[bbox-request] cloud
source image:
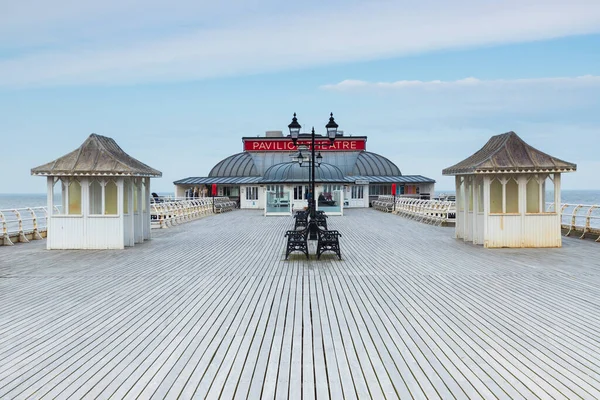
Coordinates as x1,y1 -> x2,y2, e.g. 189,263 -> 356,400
2,0 -> 600,86
321,75 -> 600,91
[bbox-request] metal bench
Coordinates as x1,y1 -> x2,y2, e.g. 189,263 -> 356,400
294,211 -> 309,230
214,198 -> 236,213
316,227 -> 342,260
284,228 -> 309,259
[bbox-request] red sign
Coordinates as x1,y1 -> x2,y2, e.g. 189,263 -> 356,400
243,138 -> 366,152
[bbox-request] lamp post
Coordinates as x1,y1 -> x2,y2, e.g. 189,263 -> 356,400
288,113 -> 339,239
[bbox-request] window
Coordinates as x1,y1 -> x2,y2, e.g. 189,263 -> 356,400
544,175 -> 555,212
246,186 -> 258,200
322,184 -> 342,193
123,179 -> 130,214
89,179 -> 103,215
52,177 -> 81,215
526,177 -> 540,213
351,186 -> 364,199
506,178 -> 519,213
266,185 -> 285,197
467,178 -> 473,212
221,186 -> 239,197
68,179 -> 82,215
141,179 -> 147,213
489,177 -> 519,214
525,174 -> 555,213
105,181 -> 118,215
477,178 -> 484,213
458,177 -> 465,212
88,178 -> 119,215
294,185 -> 302,200
490,179 -> 503,213
133,179 -> 139,213
369,184 -> 391,196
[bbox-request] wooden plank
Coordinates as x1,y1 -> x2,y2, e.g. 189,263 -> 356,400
1,209 -> 600,399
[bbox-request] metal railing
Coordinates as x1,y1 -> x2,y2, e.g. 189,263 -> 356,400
373,195 -> 456,226
549,203 -> 600,241
0,206 -> 55,246
150,197 -> 235,229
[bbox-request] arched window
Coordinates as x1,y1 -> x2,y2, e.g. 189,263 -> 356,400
505,178 -> 519,213
489,176 -> 520,214
105,180 -> 118,215
490,179 -> 503,213
544,175 -> 556,212
89,179 -> 103,215
123,179 -> 130,215
68,179 -> 82,215
526,176 -> 540,213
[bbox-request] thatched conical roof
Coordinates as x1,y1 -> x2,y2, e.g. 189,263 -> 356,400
31,134 -> 162,177
442,131 -> 576,175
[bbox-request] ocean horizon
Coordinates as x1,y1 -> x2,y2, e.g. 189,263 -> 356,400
1,190 -> 600,210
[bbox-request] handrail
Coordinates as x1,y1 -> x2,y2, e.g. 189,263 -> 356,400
552,202 -> 600,241
373,195 -> 456,226
373,197 -> 599,242
0,206 -> 49,246
150,197 -> 236,229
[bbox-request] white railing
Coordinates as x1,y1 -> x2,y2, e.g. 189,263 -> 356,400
549,203 -> 600,242
150,197 -> 236,229
0,206 -> 56,246
373,195 -> 456,226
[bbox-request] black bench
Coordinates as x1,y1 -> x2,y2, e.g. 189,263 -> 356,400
284,228 -> 309,259
294,211 -> 309,230
314,214 -> 328,230
316,227 -> 342,260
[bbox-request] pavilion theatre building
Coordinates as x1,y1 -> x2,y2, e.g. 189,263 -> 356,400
174,131 -> 435,211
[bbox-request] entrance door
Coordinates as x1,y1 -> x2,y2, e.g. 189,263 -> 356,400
292,185 -> 309,211
241,186 -> 260,209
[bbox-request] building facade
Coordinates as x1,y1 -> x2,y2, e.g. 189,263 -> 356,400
174,131 -> 435,211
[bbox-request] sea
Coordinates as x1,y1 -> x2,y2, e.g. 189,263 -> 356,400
0,193 -> 175,210
1,191 -> 600,210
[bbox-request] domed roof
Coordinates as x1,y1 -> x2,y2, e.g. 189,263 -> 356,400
209,152 -> 259,177
352,151 -> 401,176
261,162 -> 345,183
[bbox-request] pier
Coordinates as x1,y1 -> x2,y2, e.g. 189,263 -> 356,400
2,209 -> 600,398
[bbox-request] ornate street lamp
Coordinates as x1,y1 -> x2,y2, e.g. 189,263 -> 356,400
288,112 -> 340,239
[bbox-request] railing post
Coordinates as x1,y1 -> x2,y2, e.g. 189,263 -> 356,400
13,209 -> 30,243
0,210 -> 14,246
566,205 -> 582,237
28,207 -> 43,240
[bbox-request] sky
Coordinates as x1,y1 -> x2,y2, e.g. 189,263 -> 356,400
1,0 -> 599,193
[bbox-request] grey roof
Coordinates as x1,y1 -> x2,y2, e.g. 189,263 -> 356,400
261,162 -> 346,183
346,175 -> 436,184
173,176 -> 262,185
209,152 -> 259,177
31,134 -> 162,177
443,131 -> 577,175
351,152 -> 401,176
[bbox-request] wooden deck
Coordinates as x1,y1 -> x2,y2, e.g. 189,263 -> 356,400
1,209 -> 600,399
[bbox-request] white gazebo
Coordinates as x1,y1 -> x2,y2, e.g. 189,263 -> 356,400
442,131 -> 576,248
32,134 -> 162,249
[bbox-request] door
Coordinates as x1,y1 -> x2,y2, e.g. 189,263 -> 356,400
292,185 -> 308,211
